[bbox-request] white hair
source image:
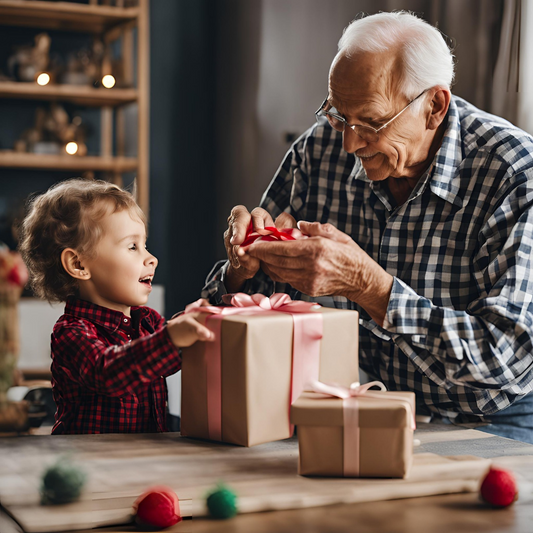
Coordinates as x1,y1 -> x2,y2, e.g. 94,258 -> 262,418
337,12 -> 454,103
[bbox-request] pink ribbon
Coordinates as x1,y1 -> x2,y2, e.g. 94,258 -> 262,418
306,380 -> 416,477
186,293 -> 323,441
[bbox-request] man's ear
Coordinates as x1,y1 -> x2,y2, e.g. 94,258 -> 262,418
61,248 -> 91,281
426,87 -> 451,130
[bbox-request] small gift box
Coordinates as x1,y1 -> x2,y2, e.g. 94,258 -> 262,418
291,382 -> 416,478
180,293 -> 360,447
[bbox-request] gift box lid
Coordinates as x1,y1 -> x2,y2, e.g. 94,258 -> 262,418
291,390 -> 416,429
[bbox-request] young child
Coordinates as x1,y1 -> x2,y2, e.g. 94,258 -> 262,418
19,178 -> 213,434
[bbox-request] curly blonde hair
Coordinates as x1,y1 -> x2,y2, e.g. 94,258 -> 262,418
19,178 -> 146,303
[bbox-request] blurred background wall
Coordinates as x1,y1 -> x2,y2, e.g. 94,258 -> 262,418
1,0 -> 525,316
154,0 -> 523,314
3,0 -> 528,425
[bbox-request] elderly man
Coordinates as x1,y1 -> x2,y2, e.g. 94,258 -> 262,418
203,12 -> 533,443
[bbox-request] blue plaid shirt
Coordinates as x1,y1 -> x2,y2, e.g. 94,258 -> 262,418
203,96 -> 533,422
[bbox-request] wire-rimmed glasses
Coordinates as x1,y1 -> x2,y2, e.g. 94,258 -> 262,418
315,89 -> 428,142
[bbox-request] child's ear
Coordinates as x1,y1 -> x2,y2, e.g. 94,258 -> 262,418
61,248 -> 91,281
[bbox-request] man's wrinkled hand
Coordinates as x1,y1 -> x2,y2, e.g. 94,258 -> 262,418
223,206 -> 297,292
244,221 -> 394,325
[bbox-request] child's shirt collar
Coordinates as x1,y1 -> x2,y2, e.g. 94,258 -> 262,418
64,298 -> 151,333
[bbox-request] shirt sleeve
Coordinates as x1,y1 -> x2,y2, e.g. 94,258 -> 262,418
52,319 -> 181,397
382,174 -> 533,397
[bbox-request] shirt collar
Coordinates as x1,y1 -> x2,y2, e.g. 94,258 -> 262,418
64,298 -> 151,332
350,96 -> 464,208
427,96 -> 464,208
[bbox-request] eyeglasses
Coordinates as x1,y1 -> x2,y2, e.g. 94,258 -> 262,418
315,89 -> 428,143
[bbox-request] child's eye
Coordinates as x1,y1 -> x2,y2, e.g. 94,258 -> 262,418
129,244 -> 137,251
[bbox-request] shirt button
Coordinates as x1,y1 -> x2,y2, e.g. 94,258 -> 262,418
124,318 -> 128,323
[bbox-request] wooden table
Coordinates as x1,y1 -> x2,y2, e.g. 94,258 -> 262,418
1,423 -> 533,533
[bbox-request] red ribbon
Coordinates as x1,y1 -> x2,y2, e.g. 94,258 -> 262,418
240,220 -> 307,247
306,380 -> 416,477
185,293 -> 323,442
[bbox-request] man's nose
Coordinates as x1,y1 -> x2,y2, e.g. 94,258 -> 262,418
342,126 -> 368,154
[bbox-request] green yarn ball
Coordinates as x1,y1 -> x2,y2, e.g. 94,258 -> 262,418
206,484 -> 238,519
40,460 -> 86,505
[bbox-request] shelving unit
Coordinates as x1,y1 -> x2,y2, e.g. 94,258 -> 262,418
0,151 -> 137,172
0,81 -> 138,106
0,0 -> 139,32
0,0 -> 150,214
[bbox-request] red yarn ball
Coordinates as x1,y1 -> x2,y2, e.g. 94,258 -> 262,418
480,467 -> 518,507
133,486 -> 182,530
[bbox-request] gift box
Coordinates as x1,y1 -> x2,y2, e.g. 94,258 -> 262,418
180,294 -> 359,447
291,383 -> 416,478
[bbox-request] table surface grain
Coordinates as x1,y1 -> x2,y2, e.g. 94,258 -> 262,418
1,423 -> 533,533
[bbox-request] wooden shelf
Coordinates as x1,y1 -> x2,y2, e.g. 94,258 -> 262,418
0,0 -> 150,214
0,1 -> 138,33
0,81 -> 137,106
0,151 -> 137,172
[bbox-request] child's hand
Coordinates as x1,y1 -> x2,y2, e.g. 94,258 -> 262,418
170,298 -> 212,320
166,311 -> 214,348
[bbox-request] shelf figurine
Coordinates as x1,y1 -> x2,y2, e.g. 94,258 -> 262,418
7,33 -> 54,83
14,104 -> 87,156
61,39 -> 105,87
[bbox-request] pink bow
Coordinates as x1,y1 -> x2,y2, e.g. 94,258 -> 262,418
186,293 -> 323,442
184,292 -> 321,316
222,292 -> 321,313
308,380 -> 387,399
306,380 -> 416,477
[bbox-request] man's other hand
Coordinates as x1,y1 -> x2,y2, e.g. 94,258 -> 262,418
244,221 -> 394,326
223,205 -> 296,292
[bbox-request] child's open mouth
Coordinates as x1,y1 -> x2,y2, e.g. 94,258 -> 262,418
139,276 -> 153,286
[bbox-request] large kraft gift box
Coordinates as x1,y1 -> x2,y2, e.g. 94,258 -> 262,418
180,306 -> 359,447
291,389 -> 416,478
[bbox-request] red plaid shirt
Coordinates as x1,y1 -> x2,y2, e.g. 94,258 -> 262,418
50,298 -> 181,434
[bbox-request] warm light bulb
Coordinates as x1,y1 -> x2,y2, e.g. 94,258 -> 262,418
102,75 -> 116,89
36,72 -> 50,86
65,142 -> 78,155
